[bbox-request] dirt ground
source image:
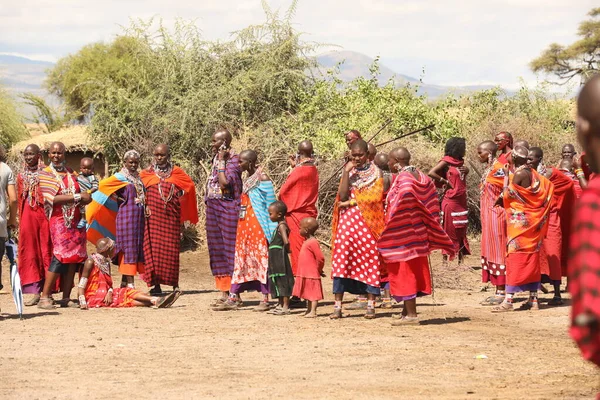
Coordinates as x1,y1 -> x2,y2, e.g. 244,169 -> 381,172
0,242 -> 598,400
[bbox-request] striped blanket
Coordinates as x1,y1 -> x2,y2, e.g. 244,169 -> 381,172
378,170 -> 455,262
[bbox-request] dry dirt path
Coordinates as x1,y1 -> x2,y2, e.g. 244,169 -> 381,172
0,249 -> 598,399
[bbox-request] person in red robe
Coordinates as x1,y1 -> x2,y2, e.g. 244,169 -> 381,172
428,137 -> 470,265
569,75 -> 600,373
15,144 -> 53,306
379,147 -> 455,325
528,147 -> 575,305
477,141 -> 508,306
141,144 -> 198,294
492,146 -> 553,313
77,238 -> 179,309
278,140 -> 319,276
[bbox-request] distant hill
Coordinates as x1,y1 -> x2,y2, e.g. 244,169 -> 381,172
0,54 -> 55,117
315,50 -> 505,98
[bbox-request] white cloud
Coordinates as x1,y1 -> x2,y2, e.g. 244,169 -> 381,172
0,0 -> 597,87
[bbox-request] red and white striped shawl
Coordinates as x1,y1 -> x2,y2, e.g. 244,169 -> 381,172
378,170 -> 455,262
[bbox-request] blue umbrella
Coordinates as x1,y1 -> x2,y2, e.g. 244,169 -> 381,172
5,237 -> 23,319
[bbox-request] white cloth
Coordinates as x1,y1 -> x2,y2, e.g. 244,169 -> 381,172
0,162 -> 16,238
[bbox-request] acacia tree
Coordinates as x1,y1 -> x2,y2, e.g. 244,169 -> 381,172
530,7 -> 600,84
0,87 -> 28,148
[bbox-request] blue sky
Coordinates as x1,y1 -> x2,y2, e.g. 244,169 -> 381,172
0,0 -> 596,89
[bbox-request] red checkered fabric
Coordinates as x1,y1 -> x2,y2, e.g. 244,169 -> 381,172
569,176 -> 600,367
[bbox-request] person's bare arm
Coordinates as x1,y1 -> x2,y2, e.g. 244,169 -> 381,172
216,149 -> 232,189
53,192 -> 91,206
279,224 -> 290,246
428,161 -> 451,188
338,162 -> 353,202
573,156 -> 588,189
6,183 -> 17,228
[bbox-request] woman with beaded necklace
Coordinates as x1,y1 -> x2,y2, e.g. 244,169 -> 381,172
330,139 -> 388,320
16,144 -> 52,306
140,144 -> 198,295
87,150 -> 147,289
38,142 -> 91,309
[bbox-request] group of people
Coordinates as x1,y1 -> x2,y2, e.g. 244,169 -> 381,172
0,77 -> 599,369
0,141 -> 198,310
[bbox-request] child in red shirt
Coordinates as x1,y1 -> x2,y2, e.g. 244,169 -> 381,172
292,217 -> 325,318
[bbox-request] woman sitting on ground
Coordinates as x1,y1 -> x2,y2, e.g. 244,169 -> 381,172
78,237 -> 180,309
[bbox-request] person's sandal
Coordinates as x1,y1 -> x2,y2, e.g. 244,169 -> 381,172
491,302 -> 514,313
210,298 -> 226,307
25,294 -> 41,307
272,308 -> 291,316
518,301 -> 539,311
391,316 -> 419,326
480,296 -> 505,306
548,297 -> 563,306
212,299 -> 239,311
364,308 -> 376,319
329,309 -> 343,319
37,297 -> 55,310
154,291 -> 177,309
163,289 -> 182,308
253,302 -> 271,312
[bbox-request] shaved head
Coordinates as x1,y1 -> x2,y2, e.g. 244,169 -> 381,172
96,237 -> 115,253
350,139 -> 369,153
576,74 -> 600,172
300,217 -> 319,236
514,140 -> 530,150
0,145 -> 6,163
367,143 -> 377,161
24,144 -> 41,154
214,129 -> 233,145
374,153 -> 389,171
80,157 -> 94,167
155,143 -> 170,155
239,149 -> 258,164
298,140 -> 314,157
529,146 -> 543,159
391,147 -> 411,163
478,140 -> 497,154
50,141 -> 66,152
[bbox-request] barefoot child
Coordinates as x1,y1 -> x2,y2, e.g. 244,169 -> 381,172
292,217 -> 325,318
77,237 -> 180,309
267,200 -> 295,315
76,157 -> 99,229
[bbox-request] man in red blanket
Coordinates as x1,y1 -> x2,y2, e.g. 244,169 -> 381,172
279,140 -> 319,276
378,147 -> 455,325
528,147 -> 575,305
569,75 -> 600,371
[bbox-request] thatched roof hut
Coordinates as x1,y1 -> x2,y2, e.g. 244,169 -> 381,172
11,125 -> 108,177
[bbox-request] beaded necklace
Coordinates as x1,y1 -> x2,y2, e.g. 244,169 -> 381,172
400,165 -> 417,173
295,157 -> 315,167
91,253 -> 111,275
49,163 -> 77,228
154,162 -> 173,179
243,166 -> 263,194
21,164 -> 42,207
152,163 -> 176,209
350,163 -> 380,189
120,167 -> 146,205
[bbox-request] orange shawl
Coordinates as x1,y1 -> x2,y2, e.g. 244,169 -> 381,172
503,169 -> 553,254
140,166 -> 199,224
331,177 -> 385,247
